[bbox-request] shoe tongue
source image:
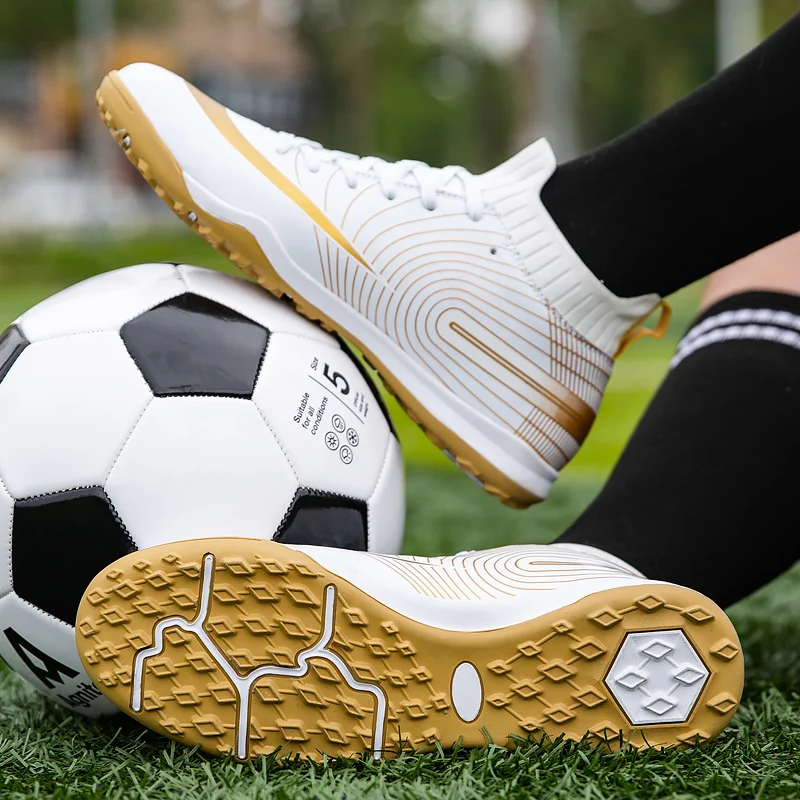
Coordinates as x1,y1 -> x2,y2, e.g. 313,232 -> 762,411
477,138 -> 557,202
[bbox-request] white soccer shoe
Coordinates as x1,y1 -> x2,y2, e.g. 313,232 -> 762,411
77,538 -> 741,760
97,63 -> 670,507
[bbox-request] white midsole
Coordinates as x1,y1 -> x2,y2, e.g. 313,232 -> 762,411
118,66 -> 560,499
290,542 -> 665,632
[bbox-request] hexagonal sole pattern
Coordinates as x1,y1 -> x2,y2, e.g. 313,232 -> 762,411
77,539 -> 743,760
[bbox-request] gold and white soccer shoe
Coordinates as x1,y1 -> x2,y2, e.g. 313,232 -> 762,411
76,539 -> 742,760
97,63 -> 669,507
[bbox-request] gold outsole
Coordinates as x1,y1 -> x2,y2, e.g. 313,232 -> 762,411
77,538 -> 744,761
96,71 -> 541,509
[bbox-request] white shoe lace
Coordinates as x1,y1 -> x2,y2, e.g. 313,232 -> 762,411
273,131 -> 486,221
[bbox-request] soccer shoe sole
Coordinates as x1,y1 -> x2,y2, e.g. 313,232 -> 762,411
76,538 -> 743,760
96,70 -> 553,509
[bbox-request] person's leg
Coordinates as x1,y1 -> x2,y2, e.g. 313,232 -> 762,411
541,13 -> 800,299
557,233 -> 800,608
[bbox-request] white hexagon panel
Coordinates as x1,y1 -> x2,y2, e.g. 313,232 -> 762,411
605,629 -> 710,726
0,333 -> 152,499
105,395 -> 298,550
253,332 -> 393,500
16,263 -> 186,342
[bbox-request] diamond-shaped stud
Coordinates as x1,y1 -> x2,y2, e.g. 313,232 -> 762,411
277,719 -> 309,742
297,683 -> 327,707
161,718 -> 185,736
589,608 -> 622,628
614,669 -> 646,690
284,585 -> 319,607
100,607 -> 129,626
133,599 -> 162,616
213,586 -> 241,604
320,722 -> 348,745
193,715 -> 226,737
706,692 -> 738,715
540,659 -> 575,682
640,639 -> 673,660
673,665 -> 706,685
682,605 -> 715,624
277,617 -> 310,639
254,682 -> 283,703
573,637 -> 606,660
95,642 -> 118,660
517,640 -> 541,657
85,589 -> 107,606
241,616 -> 271,635
339,696 -> 365,717
149,658 -> 176,678
710,639 -> 740,661
207,617 -> 235,636
518,717 -> 541,733
187,652 -> 215,673
345,608 -> 369,626
173,688 -> 200,706
311,661 -> 341,682
113,580 -> 140,600
411,666 -> 433,683
552,620 -> 573,634
642,694 -> 677,716
145,571 -> 172,589
222,558 -> 253,576
544,703 -> 575,724
247,584 -> 277,603
573,686 -> 607,708
511,679 -> 541,699
258,559 -> 288,575
677,728 -> 710,744
169,591 -> 196,609
365,639 -> 390,657
209,684 -> 237,704
228,650 -> 255,670
487,660 -> 511,675
487,693 -> 511,708
635,594 -> 665,612
403,700 -> 428,719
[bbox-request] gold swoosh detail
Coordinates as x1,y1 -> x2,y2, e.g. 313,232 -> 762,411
188,84 -> 370,271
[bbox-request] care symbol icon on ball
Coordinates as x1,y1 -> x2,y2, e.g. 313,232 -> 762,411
346,428 -> 359,447
332,414 -> 346,433
325,431 -> 340,450
340,445 -> 353,464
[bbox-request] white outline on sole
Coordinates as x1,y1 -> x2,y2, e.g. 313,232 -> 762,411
130,553 -> 389,759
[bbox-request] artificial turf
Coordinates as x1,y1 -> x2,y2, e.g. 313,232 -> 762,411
1,238 -> 799,798
2,469 -> 799,799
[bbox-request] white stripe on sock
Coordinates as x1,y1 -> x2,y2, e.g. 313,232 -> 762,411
671,321 -> 800,369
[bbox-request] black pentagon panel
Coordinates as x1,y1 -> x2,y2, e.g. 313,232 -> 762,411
120,293 -> 269,398
12,487 -> 137,625
275,489 -> 368,551
0,325 -> 29,384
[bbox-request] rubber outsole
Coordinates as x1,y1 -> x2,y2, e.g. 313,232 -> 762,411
76,538 -> 743,761
96,72 -> 542,509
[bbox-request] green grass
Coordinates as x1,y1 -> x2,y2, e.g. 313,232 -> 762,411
1,236 -> 799,798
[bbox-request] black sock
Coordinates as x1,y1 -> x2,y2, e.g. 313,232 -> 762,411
556,290 -> 800,608
541,14 -> 800,299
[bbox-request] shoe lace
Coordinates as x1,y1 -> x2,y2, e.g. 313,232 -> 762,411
274,131 -> 485,221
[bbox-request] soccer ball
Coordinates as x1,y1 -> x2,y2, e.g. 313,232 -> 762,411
0,263 -> 404,717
